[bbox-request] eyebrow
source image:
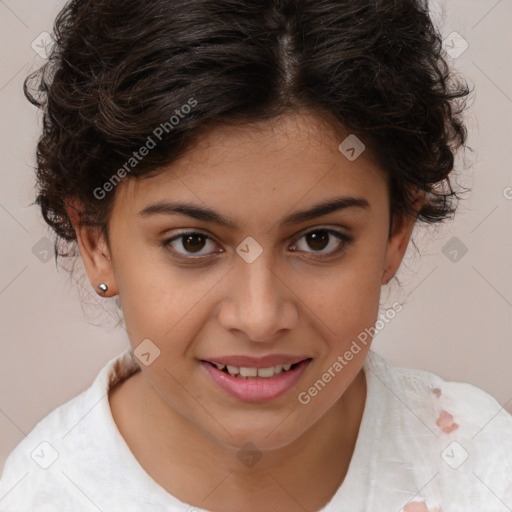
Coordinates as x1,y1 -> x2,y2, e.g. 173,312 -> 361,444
137,196 -> 370,230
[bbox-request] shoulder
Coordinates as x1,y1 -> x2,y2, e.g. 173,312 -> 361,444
362,350 -> 512,509
0,348 -> 140,511
0,386 -> 92,511
365,349 -> 512,437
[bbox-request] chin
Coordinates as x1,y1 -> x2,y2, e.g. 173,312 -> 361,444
204,416 -> 307,453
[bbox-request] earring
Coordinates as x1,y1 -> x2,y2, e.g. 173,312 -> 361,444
98,283 -> 108,294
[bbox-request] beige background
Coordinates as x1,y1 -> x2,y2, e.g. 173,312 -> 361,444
1,0 -> 511,473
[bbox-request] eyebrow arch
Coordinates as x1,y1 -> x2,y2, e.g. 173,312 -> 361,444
137,196 -> 370,230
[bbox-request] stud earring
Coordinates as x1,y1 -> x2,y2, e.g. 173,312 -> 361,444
98,283 -> 108,294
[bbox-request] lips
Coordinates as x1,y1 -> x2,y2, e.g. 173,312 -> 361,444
200,357 -> 312,402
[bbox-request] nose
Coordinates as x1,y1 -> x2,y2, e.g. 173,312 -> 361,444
216,253 -> 299,343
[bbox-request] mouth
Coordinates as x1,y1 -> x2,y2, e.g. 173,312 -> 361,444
199,358 -> 313,403
203,359 -> 310,378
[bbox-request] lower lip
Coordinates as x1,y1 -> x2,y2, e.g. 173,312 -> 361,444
200,359 -> 312,403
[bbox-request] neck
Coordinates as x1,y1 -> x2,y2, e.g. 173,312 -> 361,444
132,367 -> 367,511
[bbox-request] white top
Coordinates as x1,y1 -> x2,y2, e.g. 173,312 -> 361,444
1,347 -> 511,512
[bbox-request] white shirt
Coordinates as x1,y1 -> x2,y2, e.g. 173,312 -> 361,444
1,347 -> 511,511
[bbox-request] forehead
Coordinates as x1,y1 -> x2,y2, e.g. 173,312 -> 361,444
112,112 -> 386,216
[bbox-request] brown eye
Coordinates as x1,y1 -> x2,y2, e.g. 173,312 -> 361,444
290,228 -> 353,259
162,231 -> 220,259
161,227 -> 353,263
305,231 -> 330,251
182,233 -> 207,253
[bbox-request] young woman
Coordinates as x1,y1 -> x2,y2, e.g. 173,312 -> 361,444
1,0 -> 511,511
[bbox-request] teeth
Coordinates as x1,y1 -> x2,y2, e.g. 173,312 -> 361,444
240,367 -> 258,377
215,362 -> 299,378
257,367 -> 275,378
226,365 -> 239,375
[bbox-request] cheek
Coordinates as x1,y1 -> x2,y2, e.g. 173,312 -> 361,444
110,243 -> 179,342
306,253 -> 385,340
114,223 -> 386,349
113,246 -> 224,352
118,280 -> 200,349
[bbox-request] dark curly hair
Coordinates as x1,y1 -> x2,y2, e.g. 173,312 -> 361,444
24,0 -> 472,265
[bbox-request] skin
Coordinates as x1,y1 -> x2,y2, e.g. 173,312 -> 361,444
68,111 -> 424,512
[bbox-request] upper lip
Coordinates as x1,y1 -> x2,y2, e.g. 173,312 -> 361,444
202,355 -> 311,368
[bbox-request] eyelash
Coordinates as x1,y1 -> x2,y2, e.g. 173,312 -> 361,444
161,228 -> 353,263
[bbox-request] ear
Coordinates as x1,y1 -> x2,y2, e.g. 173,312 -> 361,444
65,198 -> 118,297
381,190 -> 425,285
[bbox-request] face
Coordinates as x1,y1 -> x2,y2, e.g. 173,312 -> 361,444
73,112 -> 419,452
